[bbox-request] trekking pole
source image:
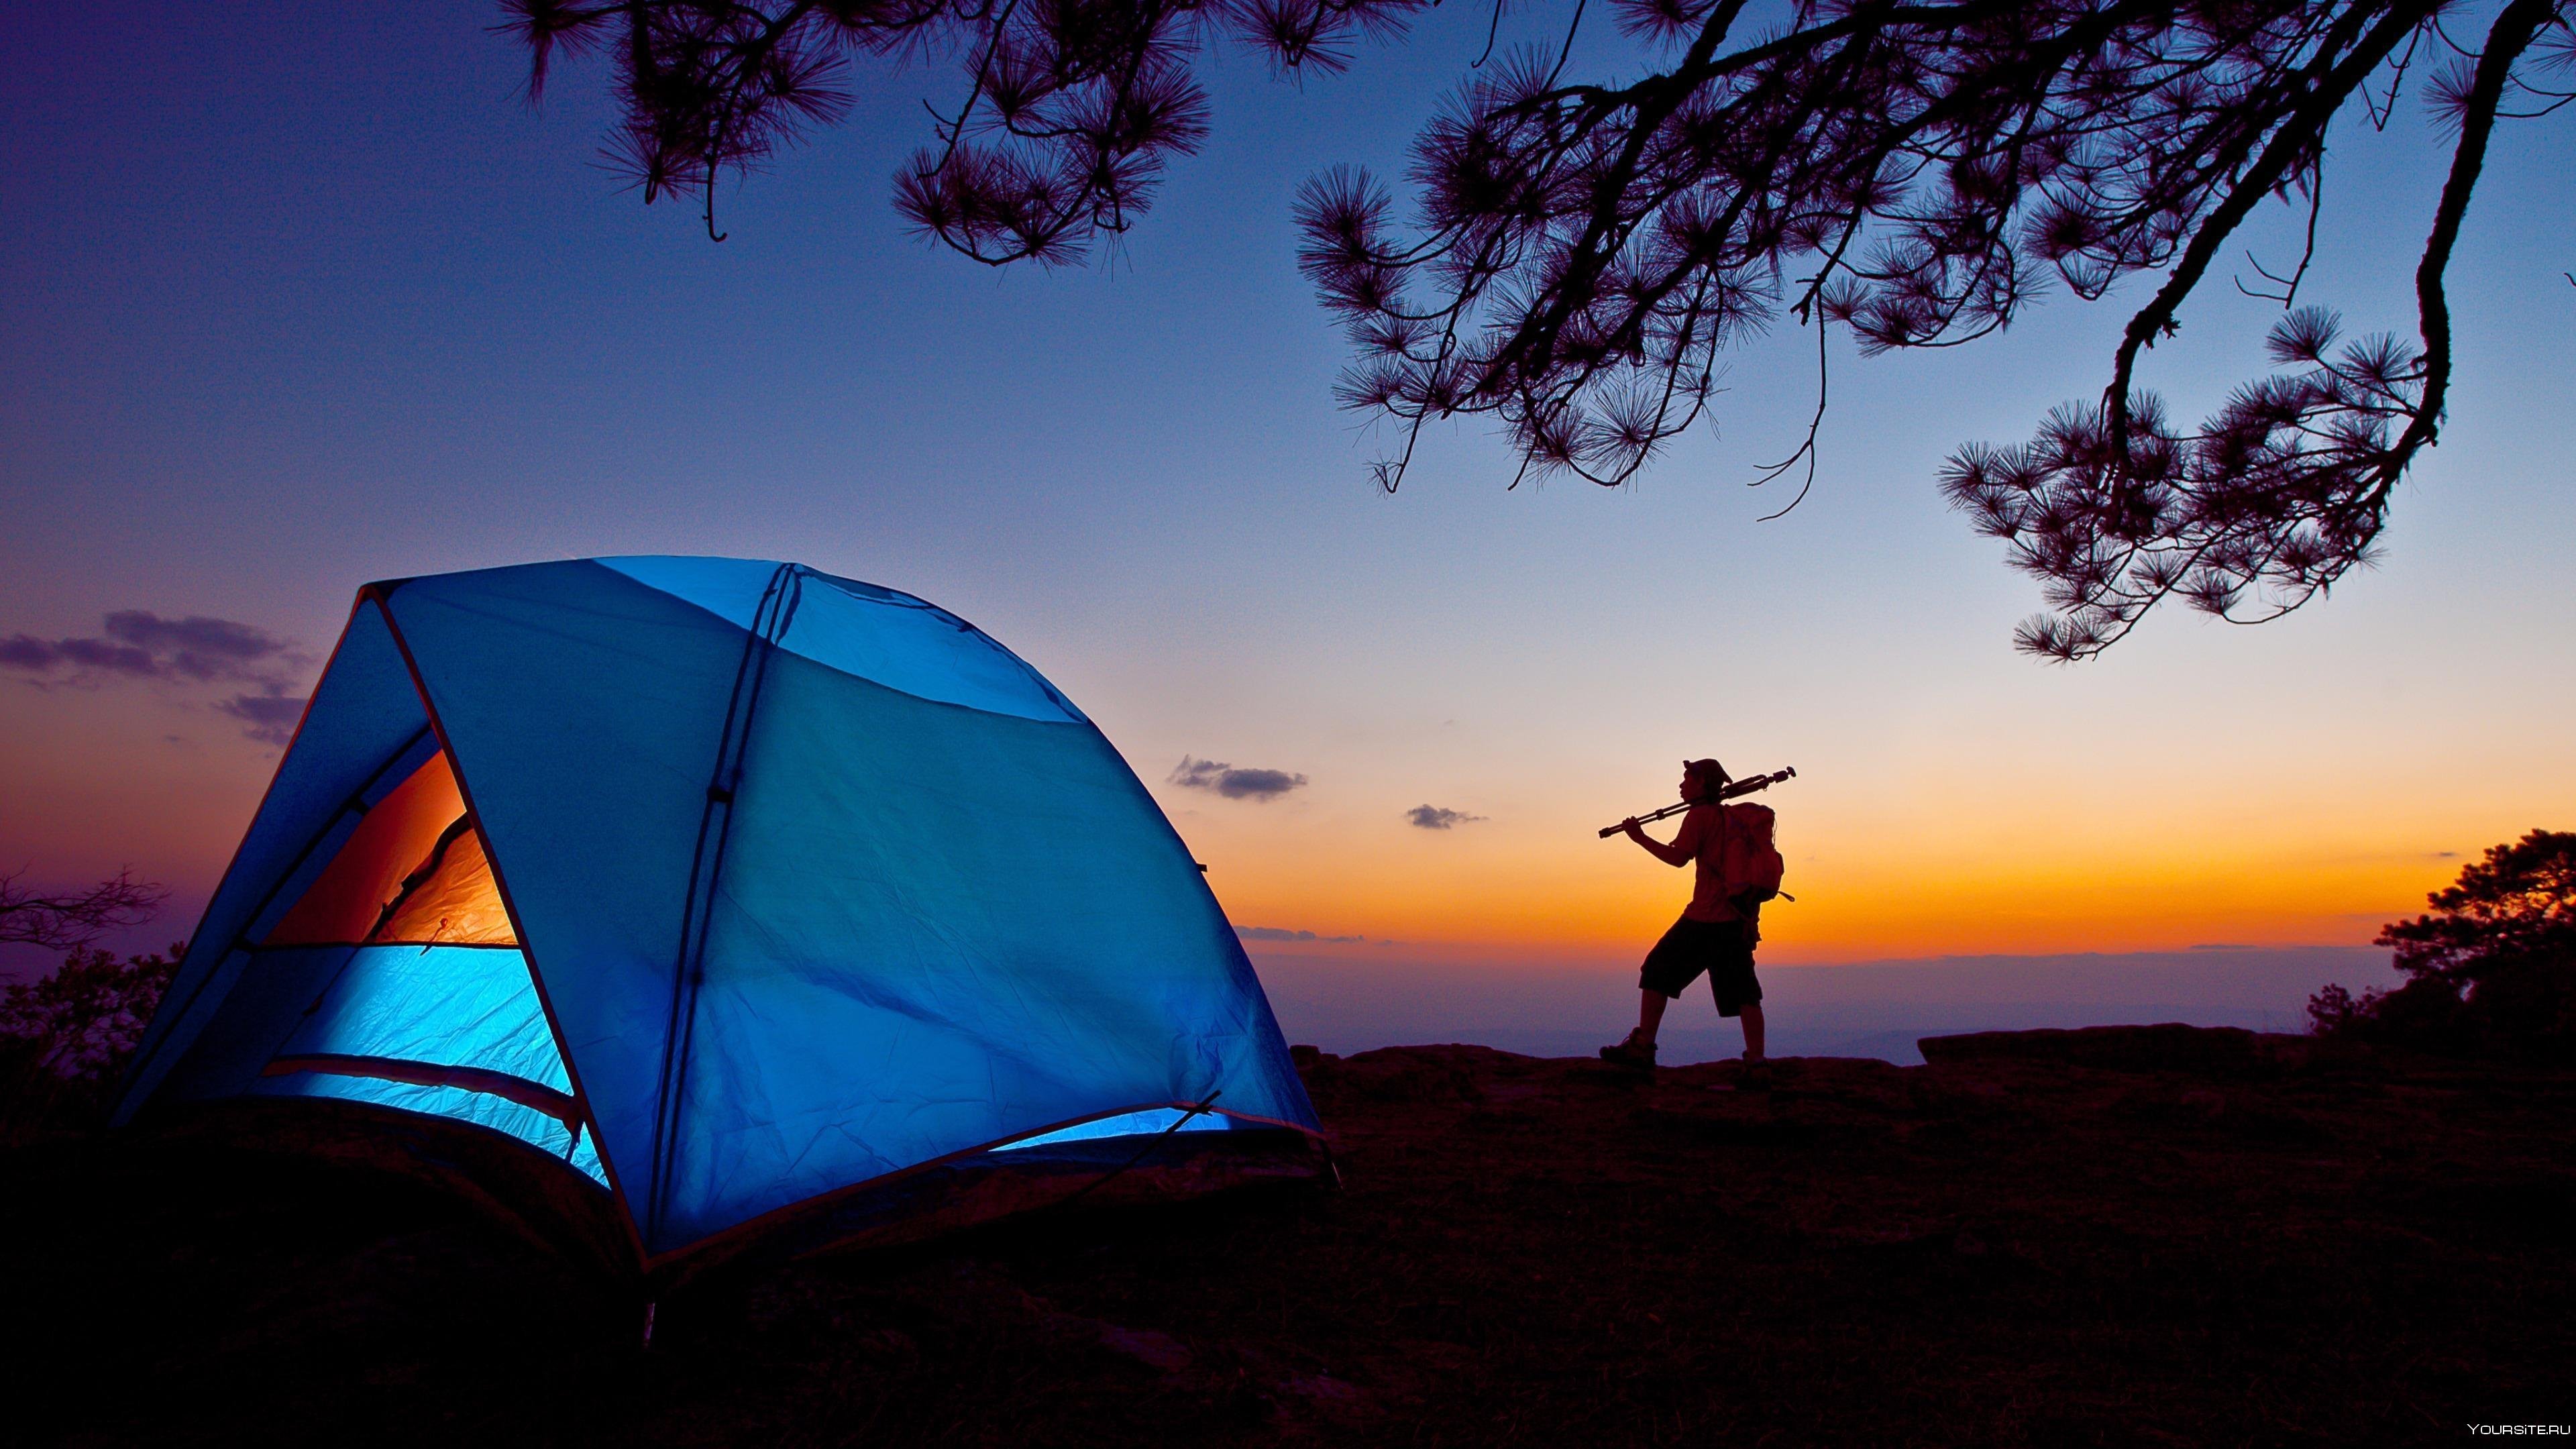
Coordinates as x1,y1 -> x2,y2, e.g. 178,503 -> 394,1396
1597,766 -> 1796,838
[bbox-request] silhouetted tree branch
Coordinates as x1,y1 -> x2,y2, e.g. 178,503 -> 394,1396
509,0 -> 2575,658
0,869 -> 165,952
500,0 -> 1433,262
2380,828 -> 2576,977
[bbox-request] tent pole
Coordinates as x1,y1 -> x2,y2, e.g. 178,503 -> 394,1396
646,562 -> 803,1246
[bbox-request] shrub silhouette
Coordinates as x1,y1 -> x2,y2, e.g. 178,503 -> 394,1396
1,941 -> 181,1140
2311,830 -> 2576,1061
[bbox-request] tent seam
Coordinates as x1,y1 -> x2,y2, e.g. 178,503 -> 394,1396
366,587 -> 651,1269
597,557 -> 1085,726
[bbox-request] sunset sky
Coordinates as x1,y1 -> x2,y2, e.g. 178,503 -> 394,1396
5,3 -> 2572,989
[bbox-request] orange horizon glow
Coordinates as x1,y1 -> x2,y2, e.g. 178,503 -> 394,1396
1198,845 -> 2454,966
1169,780 -> 2538,967
1,643 -> 2559,974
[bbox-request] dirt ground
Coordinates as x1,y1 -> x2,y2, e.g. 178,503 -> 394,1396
7,1028 -> 2571,1446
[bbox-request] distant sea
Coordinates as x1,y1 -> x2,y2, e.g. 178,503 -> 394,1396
3,933 -> 2402,1071
1251,947 -> 2404,1066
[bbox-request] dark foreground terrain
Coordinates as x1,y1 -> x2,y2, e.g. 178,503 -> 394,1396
7,1027 -> 2571,1446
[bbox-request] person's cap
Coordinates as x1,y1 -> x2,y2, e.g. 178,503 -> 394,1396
1684,757 -> 1729,784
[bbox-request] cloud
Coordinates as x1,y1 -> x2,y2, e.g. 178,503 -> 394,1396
1169,756 -> 1308,802
2,609 -> 309,745
103,610 -> 296,680
1235,925 -> 1366,945
219,688 -> 308,747
2,634 -> 156,676
3,610 -> 299,684
1405,804 -> 1486,830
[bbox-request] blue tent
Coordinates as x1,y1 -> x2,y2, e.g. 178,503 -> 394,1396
112,558 -> 1322,1265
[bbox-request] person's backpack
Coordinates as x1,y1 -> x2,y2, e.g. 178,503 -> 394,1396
1719,802 -> 1786,906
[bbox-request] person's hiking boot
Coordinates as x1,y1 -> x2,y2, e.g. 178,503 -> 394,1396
1599,1030 -> 1658,1071
1737,1057 -> 1774,1091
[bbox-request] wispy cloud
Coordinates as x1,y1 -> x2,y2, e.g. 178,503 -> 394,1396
103,610 -> 294,679
1236,925 -> 1366,945
1170,755 -> 1308,802
2,609 -> 311,745
217,686 -> 307,747
3,610 -> 300,682
1,634 -> 155,676
1405,804 -> 1485,830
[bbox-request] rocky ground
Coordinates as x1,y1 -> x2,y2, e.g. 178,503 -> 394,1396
6,1026 -> 2572,1446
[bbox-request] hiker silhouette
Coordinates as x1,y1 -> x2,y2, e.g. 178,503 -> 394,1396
1601,759 -> 1783,1079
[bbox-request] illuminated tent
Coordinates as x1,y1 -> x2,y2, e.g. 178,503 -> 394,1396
112,557 -> 1322,1267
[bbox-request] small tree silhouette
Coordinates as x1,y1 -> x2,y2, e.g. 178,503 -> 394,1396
1,943 -> 183,1138
0,869 -> 171,1137
507,0 -> 2575,656
2310,829 -> 2576,1059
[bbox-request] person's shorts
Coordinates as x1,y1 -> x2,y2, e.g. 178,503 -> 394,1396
1639,915 -> 1762,1016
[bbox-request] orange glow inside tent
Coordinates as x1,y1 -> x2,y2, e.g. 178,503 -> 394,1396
263,751 -> 515,947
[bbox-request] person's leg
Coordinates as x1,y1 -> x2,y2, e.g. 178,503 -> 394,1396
1603,989 -> 1668,1067
1636,988 -> 1670,1045
1613,921 -> 1693,1064
1712,922 -> 1766,1065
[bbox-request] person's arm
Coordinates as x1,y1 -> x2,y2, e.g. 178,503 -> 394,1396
1623,808 -> 1700,867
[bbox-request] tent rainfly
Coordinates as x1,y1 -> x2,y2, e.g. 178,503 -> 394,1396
112,557 -> 1324,1267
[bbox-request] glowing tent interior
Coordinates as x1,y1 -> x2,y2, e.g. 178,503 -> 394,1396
111,558 -> 1324,1269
